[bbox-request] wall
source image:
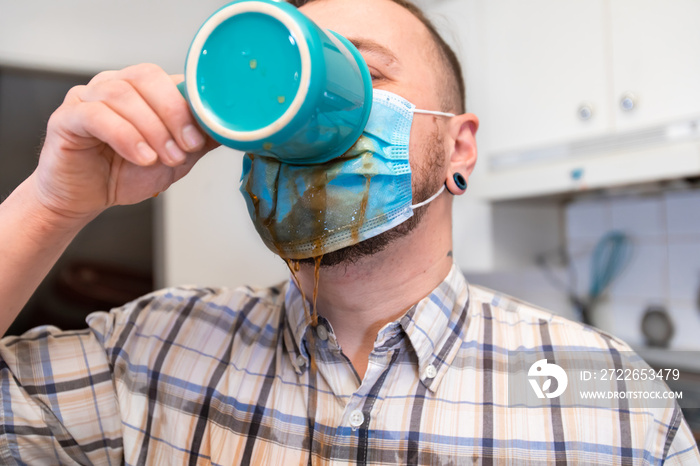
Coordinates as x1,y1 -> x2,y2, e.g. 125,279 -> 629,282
0,0 -> 229,74
567,187 -> 700,350
0,68 -> 154,334
466,186 -> 700,351
161,147 -> 287,289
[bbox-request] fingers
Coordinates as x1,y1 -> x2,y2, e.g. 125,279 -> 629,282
50,100 -> 158,166
122,64 -> 206,152
78,79 -> 186,166
81,64 -> 207,167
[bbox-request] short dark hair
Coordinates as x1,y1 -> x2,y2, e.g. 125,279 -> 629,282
290,0 -> 466,114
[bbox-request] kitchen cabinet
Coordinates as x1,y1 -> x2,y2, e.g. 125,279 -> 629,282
481,0 -> 611,154
472,0 -> 700,200
610,0 -> 700,132
427,0 -> 700,271
481,0 -> 700,154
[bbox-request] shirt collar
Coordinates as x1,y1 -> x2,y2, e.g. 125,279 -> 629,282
399,264 -> 471,392
282,263 -> 471,391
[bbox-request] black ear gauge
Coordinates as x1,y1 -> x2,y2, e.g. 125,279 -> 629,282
453,173 -> 468,191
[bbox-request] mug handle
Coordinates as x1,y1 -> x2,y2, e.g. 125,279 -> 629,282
176,81 -> 187,99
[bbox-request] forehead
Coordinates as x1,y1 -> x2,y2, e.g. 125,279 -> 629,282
299,0 -> 438,106
299,0 -> 430,50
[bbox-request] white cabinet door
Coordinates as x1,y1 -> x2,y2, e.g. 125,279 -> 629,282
610,0 -> 700,131
482,0 -> 611,154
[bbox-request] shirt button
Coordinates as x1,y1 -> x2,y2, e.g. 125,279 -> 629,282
349,410 -> 365,428
296,355 -> 306,368
424,364 -> 437,379
316,325 -> 329,341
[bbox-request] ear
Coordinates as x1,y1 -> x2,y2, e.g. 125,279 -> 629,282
445,113 -> 479,195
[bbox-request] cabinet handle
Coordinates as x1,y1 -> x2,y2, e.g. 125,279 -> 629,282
620,92 -> 638,112
577,104 -> 594,121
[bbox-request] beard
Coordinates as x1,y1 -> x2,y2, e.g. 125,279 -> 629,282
299,127 -> 447,268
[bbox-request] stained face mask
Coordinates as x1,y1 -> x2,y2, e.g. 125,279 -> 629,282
240,89 -> 454,259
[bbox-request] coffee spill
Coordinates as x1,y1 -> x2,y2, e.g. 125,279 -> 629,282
242,138 -> 383,456
284,255 -> 322,374
249,59 -> 258,70
352,174 -> 371,244
244,138 -> 383,260
312,255 -> 322,327
245,155 -> 284,257
306,171 -> 329,258
284,255 -> 323,330
285,258 -> 310,320
278,96 -> 286,104
245,150 -> 377,455
284,260 -> 318,373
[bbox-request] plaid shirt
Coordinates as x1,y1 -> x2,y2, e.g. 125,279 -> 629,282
1,264 -> 698,465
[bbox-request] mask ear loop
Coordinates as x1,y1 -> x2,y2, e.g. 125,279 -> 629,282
410,185 -> 446,210
412,109 -> 456,118
408,109 -> 454,210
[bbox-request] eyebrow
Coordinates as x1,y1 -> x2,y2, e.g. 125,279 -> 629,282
347,37 -> 399,66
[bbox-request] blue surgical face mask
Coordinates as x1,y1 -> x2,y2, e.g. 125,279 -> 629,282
239,89 -> 454,259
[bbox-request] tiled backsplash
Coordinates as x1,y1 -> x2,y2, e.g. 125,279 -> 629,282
567,189 -> 700,350
464,187 -> 700,351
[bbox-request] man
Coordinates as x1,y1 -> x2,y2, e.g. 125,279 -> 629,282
0,0 -> 698,464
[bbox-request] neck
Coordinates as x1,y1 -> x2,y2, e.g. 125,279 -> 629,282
294,197 -> 454,379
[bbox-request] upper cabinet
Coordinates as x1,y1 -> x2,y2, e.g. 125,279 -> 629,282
610,0 -> 700,132
482,0 -> 611,154
453,0 -> 700,200
424,0 -> 700,271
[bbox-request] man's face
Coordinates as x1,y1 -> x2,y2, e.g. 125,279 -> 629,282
298,0 -> 452,265
299,0 -> 448,165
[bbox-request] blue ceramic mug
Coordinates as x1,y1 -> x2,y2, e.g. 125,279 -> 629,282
178,0 -> 373,164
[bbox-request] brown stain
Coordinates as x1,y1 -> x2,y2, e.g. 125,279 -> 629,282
350,150 -> 377,243
245,141 -> 378,376
352,174 -> 371,244
284,257 -> 322,375
305,170 -> 329,258
284,259 -> 309,320
244,154 -> 284,257
245,145 -> 386,459
312,255 -> 323,328
246,137 -> 382,260
243,138 -> 387,459
283,257 -> 322,331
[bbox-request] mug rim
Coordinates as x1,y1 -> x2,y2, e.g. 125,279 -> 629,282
184,1 -> 312,142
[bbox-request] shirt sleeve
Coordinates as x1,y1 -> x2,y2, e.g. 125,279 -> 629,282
0,322 -> 124,465
661,408 -> 700,464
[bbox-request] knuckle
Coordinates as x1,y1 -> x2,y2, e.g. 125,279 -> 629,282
160,99 -> 186,122
125,62 -> 163,80
63,84 -> 86,103
46,106 -> 67,132
99,79 -> 133,101
76,101 -> 108,127
88,69 -> 116,85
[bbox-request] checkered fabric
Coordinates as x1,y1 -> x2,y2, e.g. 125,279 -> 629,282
1,264 -> 698,464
